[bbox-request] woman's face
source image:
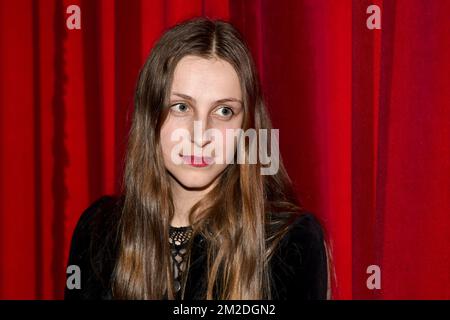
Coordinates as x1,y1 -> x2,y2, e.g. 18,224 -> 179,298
160,55 -> 244,190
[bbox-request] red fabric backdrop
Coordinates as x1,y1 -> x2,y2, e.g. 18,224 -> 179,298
0,0 -> 449,299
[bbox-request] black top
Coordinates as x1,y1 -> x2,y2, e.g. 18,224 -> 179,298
64,196 -> 328,300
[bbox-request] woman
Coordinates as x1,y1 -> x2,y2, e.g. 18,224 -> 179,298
64,17 -> 331,300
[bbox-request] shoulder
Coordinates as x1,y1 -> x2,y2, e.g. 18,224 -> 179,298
270,211 -> 328,300
274,212 -> 327,268
283,213 -> 326,249
70,196 -> 114,235
68,195 -> 122,255
64,195 -> 123,299
81,195 -> 123,238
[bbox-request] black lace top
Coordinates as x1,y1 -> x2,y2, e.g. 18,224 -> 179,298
64,195 -> 329,300
168,225 -> 193,298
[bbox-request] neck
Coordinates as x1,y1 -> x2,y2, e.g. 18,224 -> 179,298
169,177 -> 216,227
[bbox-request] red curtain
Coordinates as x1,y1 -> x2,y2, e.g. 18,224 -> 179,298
0,0 -> 449,299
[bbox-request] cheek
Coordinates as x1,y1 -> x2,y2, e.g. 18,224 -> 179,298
215,117 -> 244,161
160,121 -> 178,162
160,125 -> 170,155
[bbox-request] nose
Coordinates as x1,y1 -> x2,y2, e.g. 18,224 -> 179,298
191,120 -> 211,148
190,118 -> 212,148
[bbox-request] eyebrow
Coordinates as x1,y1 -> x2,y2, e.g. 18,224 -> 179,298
171,92 -> 243,105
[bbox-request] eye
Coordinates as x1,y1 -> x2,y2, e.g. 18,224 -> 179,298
170,103 -> 190,114
213,106 -> 234,118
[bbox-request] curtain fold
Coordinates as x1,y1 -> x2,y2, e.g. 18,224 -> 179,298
0,0 -> 448,299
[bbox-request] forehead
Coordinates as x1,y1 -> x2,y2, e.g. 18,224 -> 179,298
170,55 -> 242,100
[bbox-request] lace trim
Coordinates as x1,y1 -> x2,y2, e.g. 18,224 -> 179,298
169,225 -> 193,295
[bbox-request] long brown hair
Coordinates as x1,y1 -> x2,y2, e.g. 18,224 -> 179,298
112,17 -> 316,300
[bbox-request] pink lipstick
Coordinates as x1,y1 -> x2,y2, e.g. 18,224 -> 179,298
181,155 -> 214,167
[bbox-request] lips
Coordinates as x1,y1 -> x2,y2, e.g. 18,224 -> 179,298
181,155 -> 214,167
